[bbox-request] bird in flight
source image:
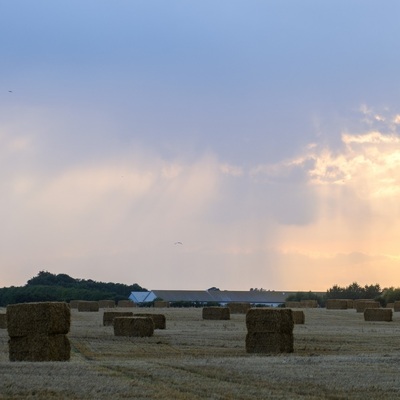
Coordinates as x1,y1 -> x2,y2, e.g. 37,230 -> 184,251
174,241 -> 183,245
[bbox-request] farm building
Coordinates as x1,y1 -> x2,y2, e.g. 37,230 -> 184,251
129,289 -> 299,307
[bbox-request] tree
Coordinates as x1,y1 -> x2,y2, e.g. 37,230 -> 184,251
285,291 -> 325,307
326,282 -> 382,300
0,271 -> 147,306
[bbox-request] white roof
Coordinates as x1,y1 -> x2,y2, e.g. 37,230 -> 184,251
129,291 -> 157,303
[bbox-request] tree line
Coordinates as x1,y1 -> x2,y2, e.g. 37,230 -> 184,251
2,272 -> 400,308
286,282 -> 400,307
0,271 -> 146,307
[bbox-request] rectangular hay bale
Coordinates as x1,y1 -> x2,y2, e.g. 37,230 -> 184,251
292,310 -> 305,324
154,301 -> 169,308
246,332 -> 294,354
117,300 -> 136,308
326,299 -> 348,310
246,308 -> 293,333
285,301 -> 300,308
8,334 -> 70,362
346,299 -> 354,309
77,301 -> 99,312
133,313 -> 166,329
103,311 -> 134,326
7,302 -> 70,337
202,307 -> 230,320
69,300 -> 80,309
355,300 -> 380,313
113,317 -> 154,337
99,300 -> 116,308
299,300 -> 318,308
364,308 -> 392,322
393,301 -> 400,312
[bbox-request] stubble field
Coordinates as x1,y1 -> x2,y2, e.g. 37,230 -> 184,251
1,306 -> 400,399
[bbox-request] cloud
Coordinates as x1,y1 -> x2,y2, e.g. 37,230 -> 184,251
393,115 -> 400,125
309,131 -> 400,199
240,109 -> 400,289
2,104 -> 400,291
219,163 -> 243,177
0,134 -> 34,154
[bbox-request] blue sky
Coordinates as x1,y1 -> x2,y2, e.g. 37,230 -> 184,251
2,1 -> 400,290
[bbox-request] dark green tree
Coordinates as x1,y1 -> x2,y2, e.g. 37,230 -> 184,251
0,271 -> 147,306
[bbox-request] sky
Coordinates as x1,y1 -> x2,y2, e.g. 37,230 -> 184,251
1,1 -> 400,291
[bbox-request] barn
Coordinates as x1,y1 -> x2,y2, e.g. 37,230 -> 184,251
129,289 -> 296,307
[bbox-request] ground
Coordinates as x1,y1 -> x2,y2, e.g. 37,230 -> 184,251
1,306 -> 400,399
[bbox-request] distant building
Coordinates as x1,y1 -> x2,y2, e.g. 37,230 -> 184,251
129,289 -> 299,307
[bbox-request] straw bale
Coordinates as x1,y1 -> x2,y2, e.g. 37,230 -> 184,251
8,334 -> 70,362
364,308 -> 392,322
69,300 -> 80,309
285,301 -> 300,308
355,300 -> 380,313
7,302 -> 70,337
77,301 -> 99,312
117,300 -> 136,308
245,332 -> 294,354
228,302 -> 251,314
202,307 -> 230,320
326,299 -> 348,310
386,303 -> 394,309
394,301 -> 400,312
134,313 -> 166,329
154,301 -> 169,308
346,299 -> 354,309
113,317 -> 154,337
300,300 -> 318,308
99,300 -> 115,308
246,308 -> 293,333
292,310 -> 305,324
0,313 -> 7,329
103,311 -> 134,326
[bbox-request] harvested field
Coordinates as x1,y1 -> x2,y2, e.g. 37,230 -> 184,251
2,307 -> 400,398
0,313 -> 6,329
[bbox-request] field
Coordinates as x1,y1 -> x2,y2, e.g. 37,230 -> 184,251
1,306 -> 400,399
